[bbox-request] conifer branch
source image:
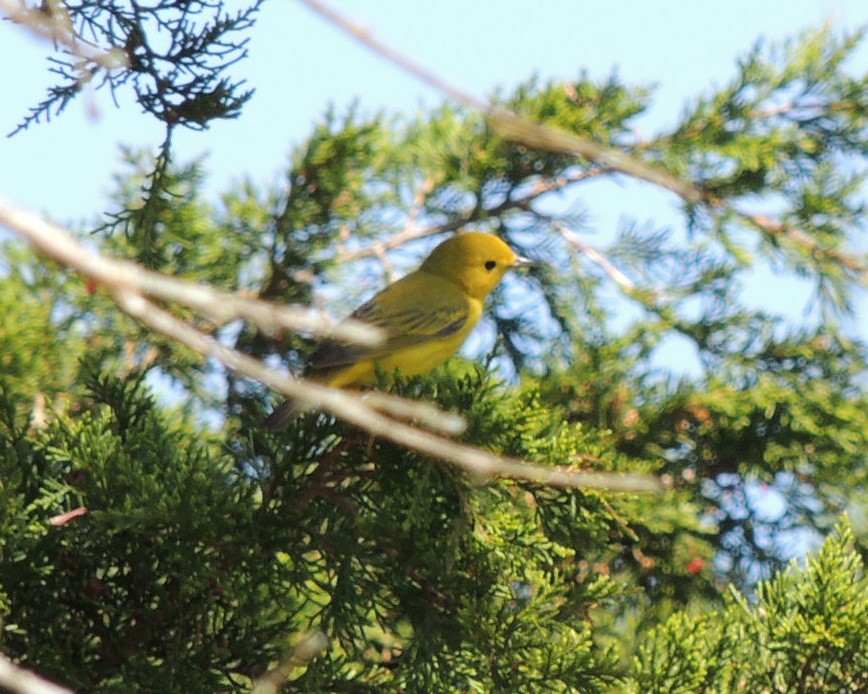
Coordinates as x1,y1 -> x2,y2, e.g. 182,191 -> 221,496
742,211 -> 868,282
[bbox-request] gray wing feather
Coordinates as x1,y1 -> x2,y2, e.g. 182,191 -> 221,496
308,295 -> 468,371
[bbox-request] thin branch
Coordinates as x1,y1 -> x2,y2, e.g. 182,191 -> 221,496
337,170 -> 603,263
361,391 -> 465,434
372,242 -> 398,283
252,631 -> 329,694
486,110 -> 705,204
114,288 -> 663,493
0,0 -> 127,70
299,0 -> 706,205
336,220 -> 458,264
743,211 -> 868,282
0,652 -> 73,694
555,222 -> 637,294
298,0 -> 487,111
0,196 -> 382,346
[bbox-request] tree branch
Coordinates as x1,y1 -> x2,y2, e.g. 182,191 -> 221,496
114,288 -> 663,492
0,0 -> 127,70
337,170 -> 603,262
0,196 -> 382,346
0,652 -> 72,694
299,0 -> 706,204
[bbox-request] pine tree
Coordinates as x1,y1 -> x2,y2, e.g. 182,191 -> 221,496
1,2 -> 865,691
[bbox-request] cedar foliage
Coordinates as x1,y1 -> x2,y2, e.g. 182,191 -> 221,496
1,2 -> 866,691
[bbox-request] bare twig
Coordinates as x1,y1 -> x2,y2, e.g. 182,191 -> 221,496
360,392 -> 466,434
743,211 -> 868,282
0,0 -> 127,70
115,289 -> 663,493
336,221 -> 456,264
0,652 -> 73,694
555,222 -> 637,294
299,0 -> 706,205
337,170 -> 603,263
486,110 -> 705,204
0,196 -> 382,346
298,0 -> 485,111
372,242 -> 398,283
252,632 -> 328,694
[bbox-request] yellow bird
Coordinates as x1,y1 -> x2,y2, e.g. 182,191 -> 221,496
263,231 -> 530,429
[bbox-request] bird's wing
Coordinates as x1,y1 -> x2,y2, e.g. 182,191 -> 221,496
308,274 -> 470,371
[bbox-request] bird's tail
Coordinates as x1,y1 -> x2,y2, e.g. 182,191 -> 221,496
262,398 -> 305,430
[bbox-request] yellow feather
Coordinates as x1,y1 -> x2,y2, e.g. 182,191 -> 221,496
264,231 -> 528,429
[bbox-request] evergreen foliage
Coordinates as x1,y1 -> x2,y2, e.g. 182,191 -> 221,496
1,6 -> 866,691
631,521 -> 868,693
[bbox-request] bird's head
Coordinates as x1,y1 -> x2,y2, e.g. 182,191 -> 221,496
420,231 -> 531,301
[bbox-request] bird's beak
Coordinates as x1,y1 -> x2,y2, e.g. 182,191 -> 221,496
512,255 -> 535,269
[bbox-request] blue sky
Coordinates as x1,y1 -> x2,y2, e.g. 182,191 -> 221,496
1,0 -> 865,340
3,1 -> 865,216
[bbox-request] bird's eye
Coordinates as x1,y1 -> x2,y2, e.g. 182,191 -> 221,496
484,260 -> 497,271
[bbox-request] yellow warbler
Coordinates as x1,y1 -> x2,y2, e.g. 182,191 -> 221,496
264,231 -> 530,429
